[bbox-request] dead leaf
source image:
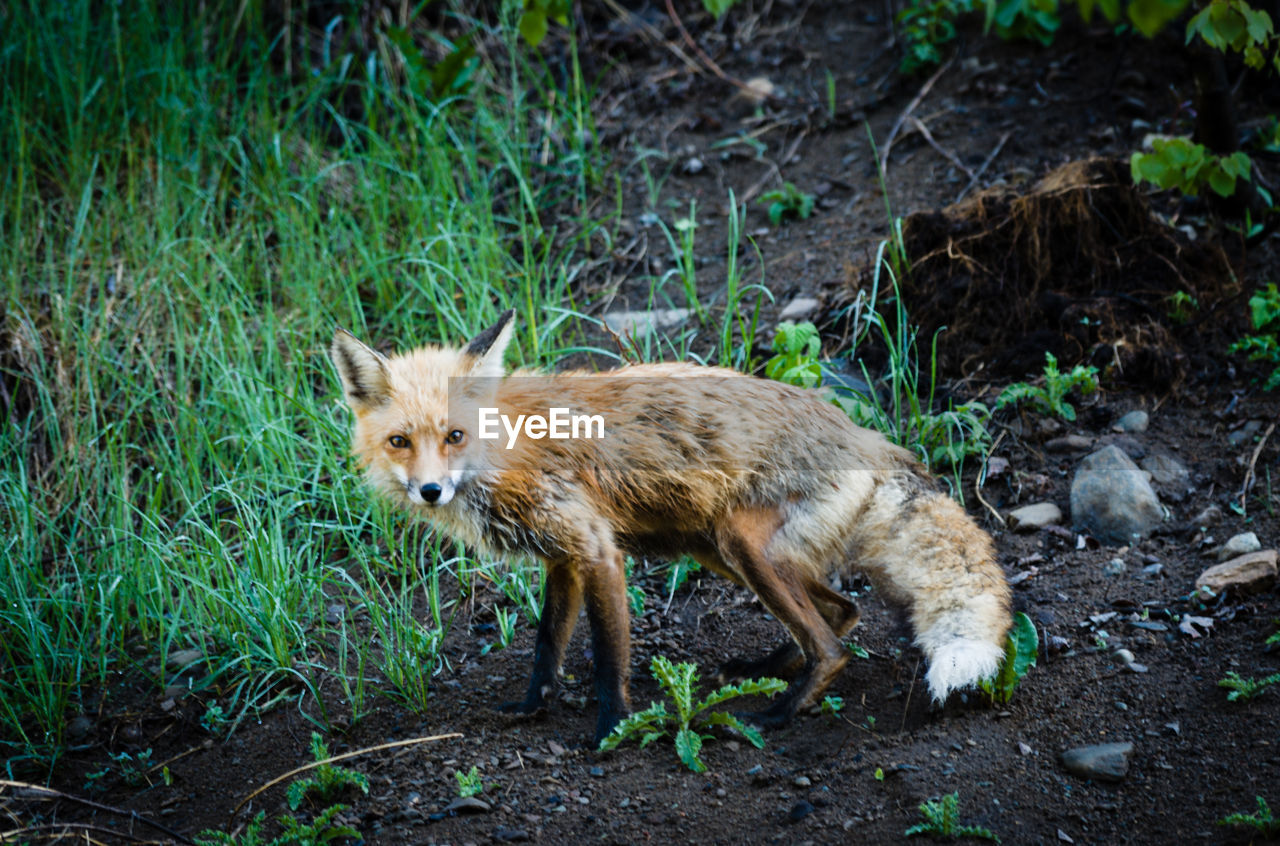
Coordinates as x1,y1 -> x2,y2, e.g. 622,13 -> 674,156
1179,615 -> 1214,638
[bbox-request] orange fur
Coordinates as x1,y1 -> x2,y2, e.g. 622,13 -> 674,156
331,312 -> 1012,743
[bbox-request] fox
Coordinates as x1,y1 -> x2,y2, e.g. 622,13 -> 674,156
330,310 -> 1012,745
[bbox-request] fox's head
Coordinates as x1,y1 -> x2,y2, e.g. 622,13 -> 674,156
330,310 -> 514,509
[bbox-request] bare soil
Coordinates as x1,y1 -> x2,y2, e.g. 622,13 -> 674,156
12,3 -> 1280,844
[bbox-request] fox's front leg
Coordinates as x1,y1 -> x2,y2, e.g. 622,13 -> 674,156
581,545 -> 633,746
501,560 -> 582,716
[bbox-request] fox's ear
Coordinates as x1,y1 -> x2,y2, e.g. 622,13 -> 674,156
331,329 -> 391,411
464,309 -> 515,379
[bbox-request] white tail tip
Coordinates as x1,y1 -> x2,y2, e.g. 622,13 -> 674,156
925,639 -> 1004,703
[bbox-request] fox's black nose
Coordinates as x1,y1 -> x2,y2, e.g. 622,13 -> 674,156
420,483 -> 442,503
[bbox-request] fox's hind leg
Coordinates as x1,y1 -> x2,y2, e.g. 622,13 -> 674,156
714,508 -> 849,727
501,559 -> 582,717
716,581 -> 860,684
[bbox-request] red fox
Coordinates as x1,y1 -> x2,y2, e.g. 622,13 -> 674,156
331,310 -> 1011,744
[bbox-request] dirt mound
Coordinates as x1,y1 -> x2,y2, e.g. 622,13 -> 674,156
870,157 -> 1237,387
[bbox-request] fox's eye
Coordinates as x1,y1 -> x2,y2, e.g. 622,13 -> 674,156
445,429 -> 465,446
388,435 -> 410,449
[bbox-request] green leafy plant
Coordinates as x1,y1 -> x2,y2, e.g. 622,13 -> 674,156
196,804 -> 358,846
1186,0 -> 1277,70
518,0 -> 572,48
820,695 -> 845,716
1228,283 -> 1280,390
766,321 -> 823,388
906,792 -> 1001,842
455,765 -> 484,798
1219,796 -> 1279,837
897,0 -> 966,73
702,0 -> 743,17
994,351 -> 1099,421
385,27 -> 479,101
1131,136 -> 1254,198
201,701 -> 230,736
665,556 -> 704,600
1267,621 -> 1280,646
598,655 -> 787,772
979,612 -> 1038,705
987,0 -> 1061,44
286,734 -> 370,811
759,183 -> 815,225
1166,290 -> 1199,325
1217,670 -> 1280,701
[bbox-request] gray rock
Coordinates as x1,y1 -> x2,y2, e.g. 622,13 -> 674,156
1113,410 -> 1149,433
1045,434 -> 1093,452
1196,550 -> 1278,596
1008,502 -> 1063,532
168,648 -> 203,669
443,796 -> 491,814
1102,558 -> 1126,577
1216,532 -> 1262,562
1061,742 -> 1134,782
779,297 -> 821,321
1227,420 -> 1263,447
602,308 -> 691,339
1069,446 -> 1165,545
1140,454 -> 1190,502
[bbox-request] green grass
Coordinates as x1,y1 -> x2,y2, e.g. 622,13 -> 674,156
0,0 -> 607,771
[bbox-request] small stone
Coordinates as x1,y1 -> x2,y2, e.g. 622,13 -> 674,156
1069,446 -> 1165,545
443,796 -> 492,814
589,766 -> 604,778
1061,742 -> 1135,782
168,648 -> 203,669
793,775 -> 812,788
325,604 -> 345,624
67,715 -> 94,741
1188,504 -> 1223,531
1196,550 -> 1278,595
1102,558 -> 1126,577
1018,742 -> 1033,756
1113,410 -> 1149,433
788,800 -> 815,823
1216,532 -> 1262,562
1008,502 -> 1063,532
779,297 -> 821,321
602,308 -> 691,339
1045,434 -> 1093,452
682,157 -> 705,175
1227,420 -> 1263,447
493,828 -> 530,842
1142,563 -> 1164,578
1140,454 -> 1189,488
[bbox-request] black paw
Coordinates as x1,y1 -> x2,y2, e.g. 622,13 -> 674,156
498,699 -> 548,718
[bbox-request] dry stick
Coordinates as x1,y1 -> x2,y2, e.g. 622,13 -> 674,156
1238,421 -> 1276,515
907,116 -> 974,182
956,131 -> 1012,203
899,657 -> 920,733
662,0 -> 786,103
0,779 -> 195,845
974,430 -> 1009,528
880,59 -> 953,177
1,821 -> 154,843
230,733 -> 462,818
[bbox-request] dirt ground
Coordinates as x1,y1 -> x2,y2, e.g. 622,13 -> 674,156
11,2 -> 1280,844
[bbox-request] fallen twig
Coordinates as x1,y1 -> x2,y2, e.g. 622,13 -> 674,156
880,59 -> 952,177
0,779 -> 194,845
956,131 -> 1012,202
907,116 -> 974,181
1238,421 -> 1276,515
230,733 -> 462,818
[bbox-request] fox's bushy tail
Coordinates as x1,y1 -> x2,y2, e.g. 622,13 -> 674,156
860,476 -> 1011,702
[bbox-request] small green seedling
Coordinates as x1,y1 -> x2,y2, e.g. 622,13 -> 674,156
759,183 -> 815,225
820,695 -> 845,716
848,643 -> 870,659
195,804 -> 358,846
455,765 -> 484,798
201,701 -> 229,736
1131,136 -> 1253,199
994,351 -> 1098,421
1166,290 -> 1198,325
1217,670 -> 1280,702
905,792 -> 1000,842
979,612 -> 1038,705
1219,796 -> 1279,838
1267,621 -> 1280,647
1228,283 -> 1280,391
598,655 -> 787,772
286,733 -> 370,811
766,321 -> 823,388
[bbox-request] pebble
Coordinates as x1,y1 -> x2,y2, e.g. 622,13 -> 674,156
168,648 -> 203,669
1226,420 -> 1263,447
1069,446 -> 1165,545
589,766 -> 604,777
493,828 -> 530,842
1008,502 -> 1063,532
779,297 -> 821,321
682,157 -> 704,175
1196,550 -> 1278,595
1102,558 -> 1126,577
67,715 -> 95,741
443,796 -> 492,814
1187,504 -> 1223,531
788,800 -> 815,822
1112,410 -> 1149,432
1061,741 -> 1135,782
602,308 -> 691,339
1045,434 -> 1093,452
325,604 -> 345,623
1216,532 -> 1262,562
793,775 -> 811,788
